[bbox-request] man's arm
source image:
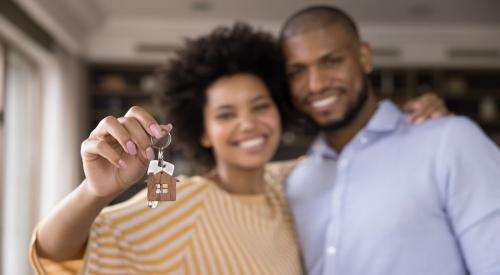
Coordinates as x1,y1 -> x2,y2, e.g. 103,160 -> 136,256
438,117 -> 500,275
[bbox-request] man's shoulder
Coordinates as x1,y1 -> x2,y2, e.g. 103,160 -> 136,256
402,115 -> 482,142
414,115 -> 476,130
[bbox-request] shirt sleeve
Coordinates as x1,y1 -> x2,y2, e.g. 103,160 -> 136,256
30,211 -> 124,274
438,117 -> 500,275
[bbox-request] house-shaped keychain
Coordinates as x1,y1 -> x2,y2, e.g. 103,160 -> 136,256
146,159 -> 177,208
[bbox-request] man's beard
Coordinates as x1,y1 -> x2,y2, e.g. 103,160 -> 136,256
305,75 -> 370,132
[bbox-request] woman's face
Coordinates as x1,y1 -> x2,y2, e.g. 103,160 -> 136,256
201,73 -> 282,171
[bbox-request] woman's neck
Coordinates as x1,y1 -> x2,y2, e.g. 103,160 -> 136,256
207,164 -> 266,195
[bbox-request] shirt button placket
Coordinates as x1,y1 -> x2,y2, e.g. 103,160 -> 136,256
360,135 -> 368,145
326,245 -> 337,255
339,159 -> 349,169
325,157 -> 349,274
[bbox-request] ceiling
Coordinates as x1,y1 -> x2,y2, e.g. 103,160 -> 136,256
13,0 -> 500,65
92,0 -> 500,25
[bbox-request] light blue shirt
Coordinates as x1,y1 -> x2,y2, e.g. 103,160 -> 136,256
286,100 -> 500,275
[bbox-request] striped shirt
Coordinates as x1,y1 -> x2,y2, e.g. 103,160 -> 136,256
30,160 -> 303,275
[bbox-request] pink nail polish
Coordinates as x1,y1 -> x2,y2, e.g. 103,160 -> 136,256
146,147 -> 155,160
126,141 -> 137,155
150,124 -> 162,138
118,159 -> 128,169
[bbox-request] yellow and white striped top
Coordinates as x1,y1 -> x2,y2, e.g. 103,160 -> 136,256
30,160 -> 303,275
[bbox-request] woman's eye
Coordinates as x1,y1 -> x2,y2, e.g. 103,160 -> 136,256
253,103 -> 271,112
287,68 -> 304,79
215,112 -> 235,120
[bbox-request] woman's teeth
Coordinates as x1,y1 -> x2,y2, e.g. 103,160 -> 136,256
239,137 -> 265,149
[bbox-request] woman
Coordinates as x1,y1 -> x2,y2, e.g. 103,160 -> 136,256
30,23 -> 447,274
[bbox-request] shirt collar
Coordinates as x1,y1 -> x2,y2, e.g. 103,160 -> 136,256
309,99 -> 403,158
365,99 -> 403,133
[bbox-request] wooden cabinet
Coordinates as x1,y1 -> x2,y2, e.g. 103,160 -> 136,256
87,63 -> 160,131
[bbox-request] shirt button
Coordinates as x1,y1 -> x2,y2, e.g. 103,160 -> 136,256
326,246 -> 337,255
339,159 -> 348,169
360,135 -> 368,144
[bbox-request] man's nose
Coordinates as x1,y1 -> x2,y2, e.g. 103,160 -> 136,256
308,67 -> 329,93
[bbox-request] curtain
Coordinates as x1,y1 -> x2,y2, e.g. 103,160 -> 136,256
1,15 -> 86,274
3,50 -> 42,275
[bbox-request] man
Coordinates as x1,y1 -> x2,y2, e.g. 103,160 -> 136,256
281,5 -> 500,275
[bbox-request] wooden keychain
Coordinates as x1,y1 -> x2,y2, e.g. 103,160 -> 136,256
145,131 -> 177,208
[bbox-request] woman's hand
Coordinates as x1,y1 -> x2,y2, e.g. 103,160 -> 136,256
404,93 -> 452,124
81,106 -> 172,198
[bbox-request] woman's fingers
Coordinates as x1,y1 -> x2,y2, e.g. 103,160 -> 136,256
415,101 -> 439,124
125,106 -> 170,139
405,93 -> 449,124
118,116 -> 155,161
86,107 -> 173,164
81,138 -> 127,169
90,116 -> 137,156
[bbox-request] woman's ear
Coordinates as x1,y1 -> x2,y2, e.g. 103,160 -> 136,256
200,133 -> 212,148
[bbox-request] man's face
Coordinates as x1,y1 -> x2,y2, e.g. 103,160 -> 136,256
282,24 -> 373,129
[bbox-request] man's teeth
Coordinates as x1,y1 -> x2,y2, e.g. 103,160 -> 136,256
239,137 -> 265,149
311,96 -> 337,108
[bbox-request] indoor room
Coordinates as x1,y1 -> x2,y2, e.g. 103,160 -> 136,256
1,0 -> 500,274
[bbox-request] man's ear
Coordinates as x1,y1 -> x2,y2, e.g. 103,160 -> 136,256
359,42 -> 373,74
200,133 -> 212,148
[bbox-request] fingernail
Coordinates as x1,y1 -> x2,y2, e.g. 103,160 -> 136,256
126,141 -> 137,155
416,118 -> 424,124
118,159 -> 128,169
150,124 -> 162,138
146,147 -> 155,160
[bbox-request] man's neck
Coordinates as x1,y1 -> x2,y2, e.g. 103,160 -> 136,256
325,94 -> 379,153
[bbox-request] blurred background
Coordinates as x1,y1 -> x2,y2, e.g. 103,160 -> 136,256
1,0 -> 499,273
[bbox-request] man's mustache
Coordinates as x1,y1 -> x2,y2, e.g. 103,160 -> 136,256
302,87 -> 348,104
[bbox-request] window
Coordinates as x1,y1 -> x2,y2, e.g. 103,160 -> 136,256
0,40 -> 5,275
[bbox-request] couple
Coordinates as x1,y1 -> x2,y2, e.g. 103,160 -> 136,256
31,5 -> 500,275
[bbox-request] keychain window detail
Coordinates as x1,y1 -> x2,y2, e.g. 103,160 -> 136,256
146,132 -> 178,208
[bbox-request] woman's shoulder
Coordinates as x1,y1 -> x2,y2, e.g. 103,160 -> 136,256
265,157 -> 306,187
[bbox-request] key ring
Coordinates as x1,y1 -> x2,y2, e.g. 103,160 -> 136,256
150,132 -> 171,168
151,132 -> 171,150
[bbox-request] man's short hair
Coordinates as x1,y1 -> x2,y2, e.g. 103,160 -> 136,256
279,5 -> 360,43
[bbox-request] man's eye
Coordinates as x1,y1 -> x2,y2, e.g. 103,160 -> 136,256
325,56 -> 343,65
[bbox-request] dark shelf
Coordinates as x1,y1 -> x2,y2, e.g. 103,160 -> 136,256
372,67 -> 500,145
